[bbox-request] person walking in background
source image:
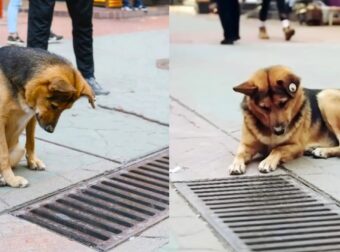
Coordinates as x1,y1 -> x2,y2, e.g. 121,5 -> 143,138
27,0 -> 110,96
7,0 -> 63,46
7,0 -> 25,46
216,0 -> 240,45
121,0 -> 148,12
259,0 -> 295,41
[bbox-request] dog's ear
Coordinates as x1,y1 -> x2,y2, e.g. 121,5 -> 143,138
73,70 -> 96,108
80,82 -> 96,109
233,81 -> 258,96
48,78 -> 76,98
277,73 -> 301,97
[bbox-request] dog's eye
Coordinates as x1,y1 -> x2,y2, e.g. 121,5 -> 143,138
278,101 -> 287,108
259,105 -> 271,112
51,104 -> 58,110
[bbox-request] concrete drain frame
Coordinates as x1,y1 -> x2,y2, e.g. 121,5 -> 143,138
175,175 -> 340,252
12,149 -> 169,251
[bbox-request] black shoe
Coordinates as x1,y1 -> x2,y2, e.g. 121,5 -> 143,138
49,32 -> 63,43
220,39 -> 234,45
85,77 -> 110,96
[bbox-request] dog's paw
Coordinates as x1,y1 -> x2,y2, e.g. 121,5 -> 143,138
0,176 -> 6,187
304,147 -> 316,156
258,157 -> 278,173
6,176 -> 29,188
229,159 -> 246,175
27,157 -> 46,170
311,148 -> 329,159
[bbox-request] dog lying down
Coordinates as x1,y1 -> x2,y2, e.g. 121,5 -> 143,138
229,65 -> 340,175
0,46 -> 95,188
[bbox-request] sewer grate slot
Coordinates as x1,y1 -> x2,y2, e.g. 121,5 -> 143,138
175,175 -> 340,252
12,149 -> 169,251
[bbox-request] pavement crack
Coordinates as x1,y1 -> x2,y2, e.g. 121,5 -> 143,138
171,96 -> 239,141
98,104 -> 169,127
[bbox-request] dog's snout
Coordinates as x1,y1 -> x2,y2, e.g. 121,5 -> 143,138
45,125 -> 54,133
273,124 -> 285,135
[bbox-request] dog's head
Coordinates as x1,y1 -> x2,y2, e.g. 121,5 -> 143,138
233,65 -> 304,136
25,65 -> 95,133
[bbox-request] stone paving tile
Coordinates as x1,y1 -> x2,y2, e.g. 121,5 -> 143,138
0,138 -> 118,212
35,99 -> 168,163
112,220 -> 169,252
0,214 -> 94,252
160,187 -> 233,252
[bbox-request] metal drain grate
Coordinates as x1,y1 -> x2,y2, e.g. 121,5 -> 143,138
175,175 -> 340,252
12,150 -> 169,251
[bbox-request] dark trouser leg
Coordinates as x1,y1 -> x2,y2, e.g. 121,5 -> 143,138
27,0 -> 55,49
276,0 -> 288,20
216,0 -> 239,40
66,0 -> 94,78
259,0 -> 271,22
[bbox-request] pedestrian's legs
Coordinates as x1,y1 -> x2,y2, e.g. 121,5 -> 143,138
7,0 -> 22,34
276,0 -> 288,20
27,0 -> 55,49
123,0 -> 130,7
134,0 -> 142,7
66,0 -> 94,79
232,0 -> 240,39
259,0 -> 270,22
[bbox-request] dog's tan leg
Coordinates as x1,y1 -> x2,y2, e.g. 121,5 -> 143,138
259,143 -> 304,173
25,118 -> 46,170
0,124 -> 28,187
229,124 -> 263,175
9,144 -> 25,167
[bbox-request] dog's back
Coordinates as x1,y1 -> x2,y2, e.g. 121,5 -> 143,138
0,46 -> 71,96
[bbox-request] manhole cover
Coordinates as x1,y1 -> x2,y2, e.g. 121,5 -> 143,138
156,58 -> 169,70
175,175 -> 340,252
12,150 -> 169,251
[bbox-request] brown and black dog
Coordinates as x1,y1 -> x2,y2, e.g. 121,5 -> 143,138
0,46 -> 95,187
229,65 -> 340,175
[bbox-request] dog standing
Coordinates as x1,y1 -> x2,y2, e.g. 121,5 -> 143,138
0,46 -> 95,187
229,65 -> 340,175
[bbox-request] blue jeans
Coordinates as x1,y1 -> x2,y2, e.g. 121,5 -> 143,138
7,0 -> 22,33
123,0 -> 143,7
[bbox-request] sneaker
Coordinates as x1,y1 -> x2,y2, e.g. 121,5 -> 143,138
49,32 -> 63,43
259,26 -> 269,40
121,6 -> 132,11
283,27 -> 295,41
7,34 -> 25,46
220,39 -> 234,45
135,5 -> 148,12
85,77 -> 110,96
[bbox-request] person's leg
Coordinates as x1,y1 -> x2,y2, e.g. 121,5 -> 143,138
276,0 -> 295,41
259,0 -> 270,23
7,0 -> 21,34
232,0 -> 240,40
27,0 -> 55,49
66,0 -> 109,95
259,0 -> 270,39
216,0 -> 229,42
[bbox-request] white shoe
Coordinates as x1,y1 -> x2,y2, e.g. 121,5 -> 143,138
121,6 -> 132,11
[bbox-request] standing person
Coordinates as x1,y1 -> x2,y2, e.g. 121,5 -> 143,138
27,0 -> 110,96
259,0 -> 295,41
216,0 -> 240,45
7,0 -> 25,46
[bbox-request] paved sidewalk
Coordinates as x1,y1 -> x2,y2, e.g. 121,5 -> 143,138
0,12 -> 169,252
170,9 -> 340,251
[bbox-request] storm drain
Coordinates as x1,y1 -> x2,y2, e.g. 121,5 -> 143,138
175,175 -> 340,252
12,150 -> 169,251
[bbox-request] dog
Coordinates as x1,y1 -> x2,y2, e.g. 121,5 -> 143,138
0,46 -> 95,188
229,65 -> 340,175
